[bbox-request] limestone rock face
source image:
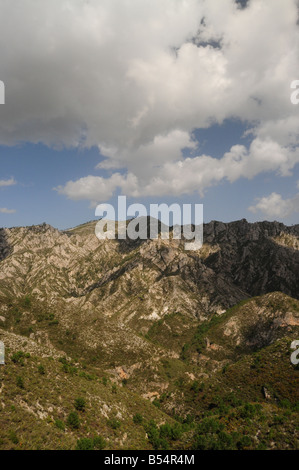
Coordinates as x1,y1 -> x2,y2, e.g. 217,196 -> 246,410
203,220 -> 299,300
0,219 -> 298,313
0,229 -> 12,262
0,218 -> 298,368
0,219 -> 298,452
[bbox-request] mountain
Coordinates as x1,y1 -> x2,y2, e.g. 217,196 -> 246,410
0,219 -> 298,450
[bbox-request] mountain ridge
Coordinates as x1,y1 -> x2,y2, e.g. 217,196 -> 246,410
0,218 -> 298,449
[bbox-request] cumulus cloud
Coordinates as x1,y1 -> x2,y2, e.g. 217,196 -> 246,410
58,136 -> 299,200
249,190 -> 299,219
0,208 -> 16,214
0,178 -> 16,188
0,0 -> 299,202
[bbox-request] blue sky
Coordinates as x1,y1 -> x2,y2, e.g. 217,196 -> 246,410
0,0 -> 298,229
1,118 -> 298,229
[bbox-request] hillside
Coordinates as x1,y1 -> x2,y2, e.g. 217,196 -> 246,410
0,219 -> 298,450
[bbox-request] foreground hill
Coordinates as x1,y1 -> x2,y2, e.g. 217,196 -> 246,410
0,219 -> 298,449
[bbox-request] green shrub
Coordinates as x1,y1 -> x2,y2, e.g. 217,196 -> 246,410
76,436 -> 106,450
74,397 -> 86,412
240,403 -> 262,419
153,398 -> 161,408
144,420 -> 160,449
279,399 -> 292,410
22,296 -> 31,308
67,411 -> 80,429
76,438 -> 94,450
16,376 -> 24,389
38,365 -> 45,375
102,377 -> 108,386
184,414 -> 195,425
159,423 -> 172,439
170,423 -> 183,441
11,351 -> 25,365
133,413 -> 143,424
237,435 -> 252,450
59,357 -> 78,375
54,419 -> 65,431
190,380 -> 200,393
8,431 -> 19,445
144,420 -> 178,450
180,343 -> 190,360
93,435 -> 106,450
107,418 -> 121,430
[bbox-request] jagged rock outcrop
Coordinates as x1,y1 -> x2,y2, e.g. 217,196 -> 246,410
0,217 -> 297,368
203,219 -> 299,300
0,219 -> 298,315
0,229 -> 12,262
0,219 -> 298,451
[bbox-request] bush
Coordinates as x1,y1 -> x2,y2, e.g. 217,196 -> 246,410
192,417 -> 253,450
102,377 -> 108,386
153,398 -> 161,408
237,435 -> 252,450
74,397 -> 86,412
38,365 -> 45,375
16,376 -> 24,389
76,436 -> 106,450
159,423 -> 172,440
279,399 -> 292,410
184,414 -> 195,425
190,380 -> 200,393
170,423 -> 183,441
11,351 -> 25,365
76,438 -> 94,450
67,411 -> 80,429
240,403 -> 262,419
133,413 -> 143,424
22,296 -> 31,308
54,419 -> 65,431
107,418 -> 121,430
144,421 -> 161,449
9,431 -> 19,445
59,357 -> 78,375
93,435 -> 106,450
143,420 -> 178,450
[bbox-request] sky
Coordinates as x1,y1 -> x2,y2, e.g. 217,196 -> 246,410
0,0 -> 299,229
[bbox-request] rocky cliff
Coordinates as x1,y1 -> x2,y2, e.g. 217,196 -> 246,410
0,219 -> 298,450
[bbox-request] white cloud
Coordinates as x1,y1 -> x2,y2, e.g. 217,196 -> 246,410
0,178 -> 16,188
0,0 -> 299,202
0,207 -> 16,214
249,191 -> 299,219
58,135 -> 299,200
55,173 -> 124,205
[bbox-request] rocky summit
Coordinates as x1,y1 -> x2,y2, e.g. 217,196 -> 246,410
0,219 -> 298,450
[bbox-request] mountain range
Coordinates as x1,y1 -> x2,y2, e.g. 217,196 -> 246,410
0,219 -> 298,450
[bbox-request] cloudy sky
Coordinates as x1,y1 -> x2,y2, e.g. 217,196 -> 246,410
0,0 -> 299,228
